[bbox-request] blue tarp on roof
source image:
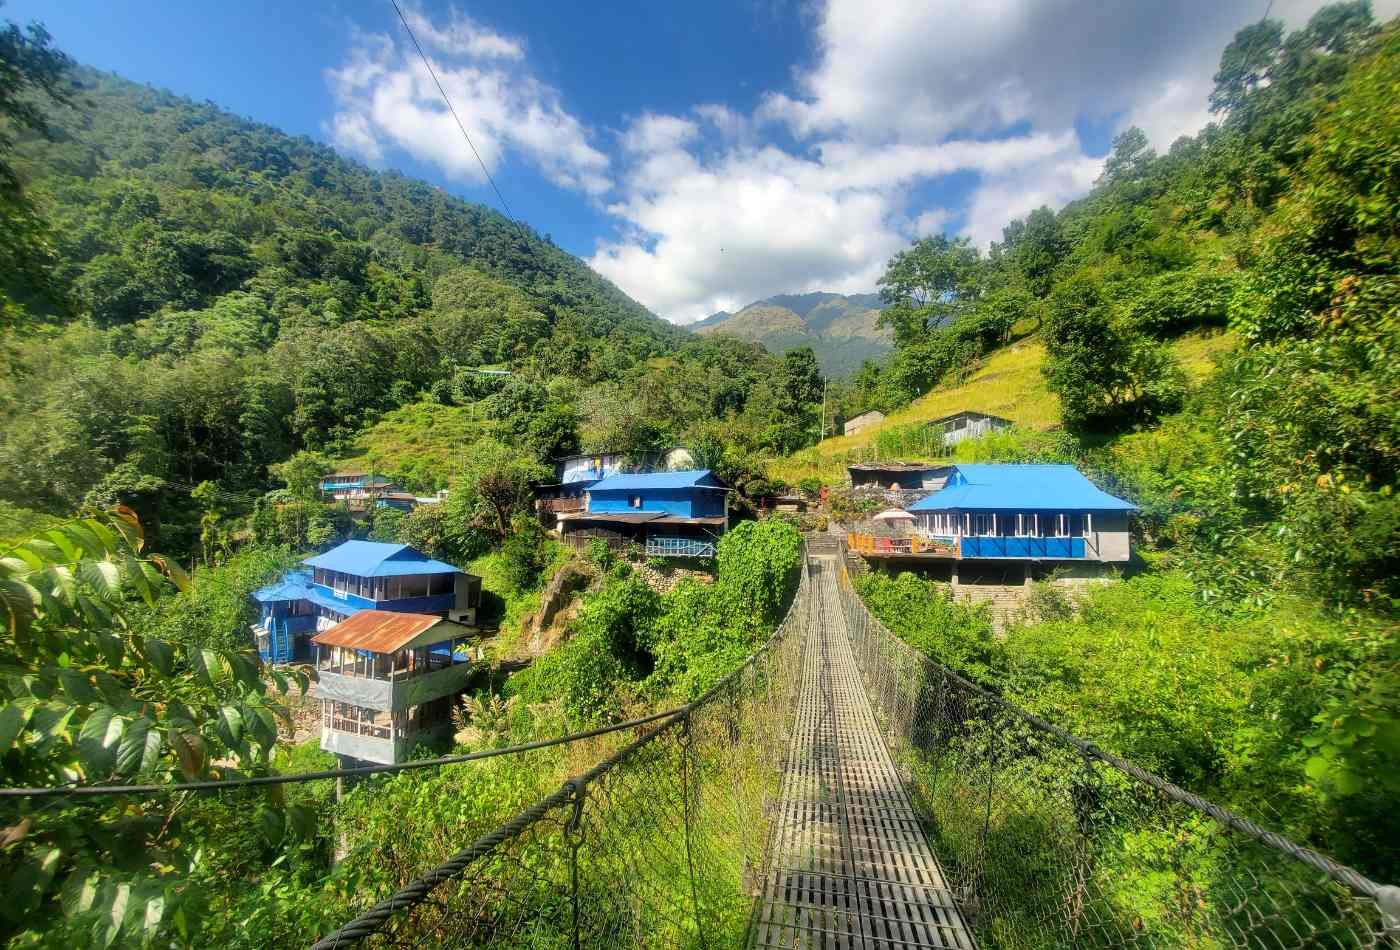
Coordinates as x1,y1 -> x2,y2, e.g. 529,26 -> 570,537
589,470 -> 722,492
302,540 -> 463,577
907,464 -> 1136,512
252,570 -> 313,603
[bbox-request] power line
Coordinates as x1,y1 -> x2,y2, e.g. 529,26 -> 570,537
388,0 -> 515,222
0,705 -> 686,799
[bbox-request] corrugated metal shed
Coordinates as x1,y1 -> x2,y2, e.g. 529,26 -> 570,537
908,464 -> 1136,512
312,610 -> 467,653
588,470 -> 724,492
303,541 -> 464,577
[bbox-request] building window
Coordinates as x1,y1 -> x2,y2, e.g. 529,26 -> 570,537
629,495 -> 642,508
974,513 -> 995,536
1015,514 -> 1032,537
1053,513 -> 1070,537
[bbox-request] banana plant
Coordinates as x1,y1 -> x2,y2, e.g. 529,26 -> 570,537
0,508 -> 312,947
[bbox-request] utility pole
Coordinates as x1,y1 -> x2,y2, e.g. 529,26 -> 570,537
820,378 -> 828,441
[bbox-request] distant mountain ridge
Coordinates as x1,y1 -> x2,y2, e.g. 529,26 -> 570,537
691,292 -> 891,377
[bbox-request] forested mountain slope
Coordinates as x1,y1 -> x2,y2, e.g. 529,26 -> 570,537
9,69 -> 675,346
0,67 -> 828,552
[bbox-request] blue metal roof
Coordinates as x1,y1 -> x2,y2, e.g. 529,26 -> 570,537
907,465 -> 1136,512
589,470 -> 722,492
252,569 -> 313,603
302,541 -> 463,577
303,585 -> 368,618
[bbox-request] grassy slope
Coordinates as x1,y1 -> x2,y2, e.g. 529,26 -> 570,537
772,329 -> 1238,484
332,401 -> 482,493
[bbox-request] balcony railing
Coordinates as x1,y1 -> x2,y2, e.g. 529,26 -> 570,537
846,532 -> 1089,559
846,533 -> 957,557
645,537 -> 716,558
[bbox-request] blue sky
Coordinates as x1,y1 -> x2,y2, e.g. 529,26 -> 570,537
11,0 -> 1390,323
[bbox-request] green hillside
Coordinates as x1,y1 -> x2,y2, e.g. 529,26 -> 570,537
772,328 -> 1237,484
0,67 -> 823,552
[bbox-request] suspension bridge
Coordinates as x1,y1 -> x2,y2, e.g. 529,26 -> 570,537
312,540 -> 1399,949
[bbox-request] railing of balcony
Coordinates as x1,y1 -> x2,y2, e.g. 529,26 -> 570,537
846,532 -> 958,556
644,537 -> 716,558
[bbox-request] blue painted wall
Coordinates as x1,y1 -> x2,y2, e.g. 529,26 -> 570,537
321,475 -> 369,489
308,583 -> 454,615
589,488 -> 724,518
960,537 -> 1085,559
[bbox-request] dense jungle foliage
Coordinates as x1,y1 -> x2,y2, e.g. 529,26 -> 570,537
0,54 -> 825,558
848,3 -> 1399,885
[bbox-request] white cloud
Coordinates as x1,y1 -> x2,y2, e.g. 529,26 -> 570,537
590,119 -> 1084,323
593,0 -> 1400,323
326,7 -> 609,196
401,7 -> 524,60
326,1 -> 1400,325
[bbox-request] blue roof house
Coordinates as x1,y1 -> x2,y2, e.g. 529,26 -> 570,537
319,472 -> 401,512
898,464 -> 1136,562
251,541 -> 481,664
556,470 -> 730,558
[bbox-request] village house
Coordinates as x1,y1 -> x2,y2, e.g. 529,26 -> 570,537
251,540 -> 481,664
927,410 -> 1013,447
319,471 -> 402,512
312,610 -> 474,766
847,461 -> 951,492
846,464 -> 1135,590
556,469 -> 729,558
533,447 -> 696,524
374,491 -> 419,513
843,409 -> 886,436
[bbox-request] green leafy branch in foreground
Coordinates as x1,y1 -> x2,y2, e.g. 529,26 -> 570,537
0,508 -> 314,947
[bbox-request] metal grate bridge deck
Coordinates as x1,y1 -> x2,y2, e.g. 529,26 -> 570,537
753,555 -> 975,950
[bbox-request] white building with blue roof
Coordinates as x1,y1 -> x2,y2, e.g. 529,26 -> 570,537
849,464 -> 1136,568
251,540 -> 481,664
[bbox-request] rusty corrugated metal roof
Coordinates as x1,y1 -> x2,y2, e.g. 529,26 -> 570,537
312,610 -> 450,653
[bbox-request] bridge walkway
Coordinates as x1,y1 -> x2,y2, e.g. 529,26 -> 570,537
752,554 -> 976,950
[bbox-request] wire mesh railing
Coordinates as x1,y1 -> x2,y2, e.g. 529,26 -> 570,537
311,551 -> 815,948
834,555 -> 1400,949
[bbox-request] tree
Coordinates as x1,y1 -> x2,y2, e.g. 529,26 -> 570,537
0,510 -> 313,946
996,206 -> 1067,298
270,451 -> 329,502
1042,273 -> 1184,431
777,346 -> 822,416
877,235 -> 984,346
1097,127 -> 1157,186
1210,19 -> 1285,115
0,6 -> 74,322
0,7 -> 72,192
368,505 -> 406,542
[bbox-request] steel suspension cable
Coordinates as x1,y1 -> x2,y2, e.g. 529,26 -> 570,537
0,705 -> 688,800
